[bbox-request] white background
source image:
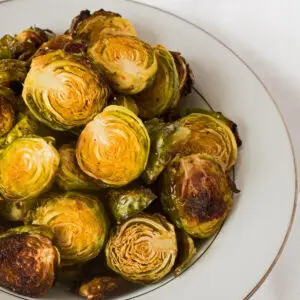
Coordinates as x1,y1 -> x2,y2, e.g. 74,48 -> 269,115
137,1 -> 300,299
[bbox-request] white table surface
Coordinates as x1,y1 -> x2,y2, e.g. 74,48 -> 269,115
1,0 -> 299,299
138,1 -> 300,299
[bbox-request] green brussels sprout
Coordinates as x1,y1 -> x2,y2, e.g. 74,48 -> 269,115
76,105 -> 150,187
142,118 -> 191,184
57,143 -> 102,191
0,59 -> 27,91
0,113 -> 38,149
170,51 -> 194,97
0,136 -> 60,201
0,198 -> 37,221
174,230 -> 196,276
26,192 -> 110,266
88,35 -> 157,94
105,213 -> 177,283
0,87 -> 16,137
160,154 -> 233,238
134,45 -> 180,118
35,34 -> 88,57
112,94 -> 139,115
0,35 -> 14,59
107,185 -> 157,222
78,276 -> 118,300
22,50 -> 110,131
179,113 -> 238,170
69,9 -> 136,43
0,225 -> 59,297
179,108 -> 242,147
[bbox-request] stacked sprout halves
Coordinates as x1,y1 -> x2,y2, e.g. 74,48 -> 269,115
0,9 -> 241,300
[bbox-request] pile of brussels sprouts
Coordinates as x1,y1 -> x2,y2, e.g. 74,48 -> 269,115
0,8 -> 241,300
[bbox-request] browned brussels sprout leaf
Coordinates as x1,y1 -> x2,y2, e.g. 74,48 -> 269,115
0,225 -> 59,297
170,51 -> 194,97
35,34 -> 88,57
174,230 -> 196,276
78,276 -> 118,300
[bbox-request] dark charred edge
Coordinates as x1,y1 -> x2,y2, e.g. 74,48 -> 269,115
67,10 -> 91,36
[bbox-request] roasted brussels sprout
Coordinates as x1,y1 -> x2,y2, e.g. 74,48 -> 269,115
0,198 -> 37,221
143,118 -> 191,184
26,192 -> 110,266
174,230 -> 196,276
13,27 -> 54,61
171,51 -> 194,97
88,35 -> 157,94
105,214 -> 177,283
57,143 -> 102,191
0,225 -> 59,297
56,266 -> 83,284
179,113 -> 238,170
112,94 -> 139,115
35,35 -> 88,57
0,113 -> 38,149
180,108 -> 242,147
134,45 -> 180,118
0,59 -> 27,91
22,50 -> 110,131
0,136 -> 60,201
77,105 -> 150,187
78,276 -> 118,300
107,185 -> 157,222
161,154 -> 232,238
70,9 -> 136,43
0,87 -> 16,137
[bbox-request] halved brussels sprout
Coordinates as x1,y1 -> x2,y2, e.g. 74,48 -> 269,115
174,230 -> 196,276
0,198 -> 37,221
0,136 -> 60,201
57,143 -> 102,191
105,213 -> 177,283
22,50 -> 110,131
179,108 -> 242,147
142,118 -> 191,184
0,113 -> 38,149
179,113 -> 238,170
112,94 -> 139,115
0,59 -> 27,91
78,277 -> 118,300
107,185 -> 157,222
88,35 -> 157,94
161,154 -> 232,238
0,225 -> 59,297
35,35 -> 88,57
134,45 -> 180,118
70,9 -> 136,43
76,105 -> 150,186
170,51 -> 194,97
0,87 -> 16,137
26,192 -> 110,266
